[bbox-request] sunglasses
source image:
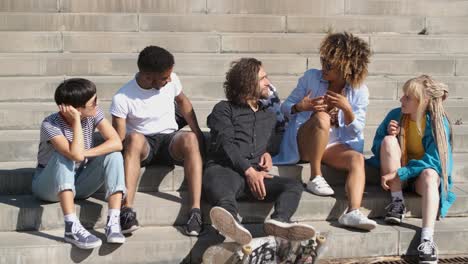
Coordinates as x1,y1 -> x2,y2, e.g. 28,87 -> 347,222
320,57 -> 333,71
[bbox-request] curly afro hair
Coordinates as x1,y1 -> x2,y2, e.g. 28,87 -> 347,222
319,32 -> 371,88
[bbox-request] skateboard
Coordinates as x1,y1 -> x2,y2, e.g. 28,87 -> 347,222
202,233 -> 327,264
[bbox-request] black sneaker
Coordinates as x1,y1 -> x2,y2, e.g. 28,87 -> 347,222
120,206 -> 140,234
184,208 -> 203,236
418,239 -> 438,264
384,198 -> 406,224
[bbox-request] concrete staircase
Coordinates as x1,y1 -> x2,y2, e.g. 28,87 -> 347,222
1,0 -> 468,263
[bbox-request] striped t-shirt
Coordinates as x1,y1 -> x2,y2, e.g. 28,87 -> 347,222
37,106 -> 105,168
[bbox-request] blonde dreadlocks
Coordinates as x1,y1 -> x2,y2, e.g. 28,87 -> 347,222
399,75 -> 452,192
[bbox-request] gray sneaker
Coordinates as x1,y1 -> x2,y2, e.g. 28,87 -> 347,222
209,206 -> 252,245
264,219 -> 316,241
64,221 -> 102,249
105,216 -> 125,244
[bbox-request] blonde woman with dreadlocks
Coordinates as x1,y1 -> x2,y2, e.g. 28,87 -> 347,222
273,32 -> 377,231
367,75 -> 455,264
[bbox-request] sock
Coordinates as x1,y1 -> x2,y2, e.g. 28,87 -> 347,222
391,191 -> 405,203
190,208 -> 201,213
64,213 -> 78,223
421,227 -> 434,242
107,209 -> 120,226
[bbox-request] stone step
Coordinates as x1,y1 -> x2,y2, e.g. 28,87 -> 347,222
3,0 -> 467,18
0,13 -> 431,34
1,53 -> 467,77
0,99 -> 466,130
139,14 -> 426,34
2,75 -> 468,103
0,225 -> 192,264
1,150 -> 468,195
5,32 -> 468,55
427,16 -> 468,35
370,35 -> 468,54
1,217 -> 468,263
60,0 -> 207,14
0,53 -> 468,77
0,13 -> 139,32
60,0 -> 344,15
1,122 -> 468,158
0,0 -> 59,12
0,184 -> 467,232
344,0 -> 468,17
0,53 -> 306,76
0,75 -> 403,102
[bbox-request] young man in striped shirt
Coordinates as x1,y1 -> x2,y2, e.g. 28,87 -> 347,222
33,78 -> 127,249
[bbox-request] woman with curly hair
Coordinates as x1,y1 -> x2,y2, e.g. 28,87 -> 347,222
368,75 -> 455,264
273,32 -> 376,231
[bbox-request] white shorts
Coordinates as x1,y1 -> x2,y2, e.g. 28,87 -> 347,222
326,127 -> 344,149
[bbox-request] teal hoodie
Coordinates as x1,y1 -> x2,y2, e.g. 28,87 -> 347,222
367,107 -> 456,217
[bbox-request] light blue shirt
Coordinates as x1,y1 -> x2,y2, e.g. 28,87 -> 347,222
273,69 -> 369,165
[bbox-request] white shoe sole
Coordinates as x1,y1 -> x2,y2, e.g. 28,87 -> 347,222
264,220 -> 316,241
384,216 -> 403,225
308,189 -> 335,196
121,225 -> 140,234
419,260 -> 437,264
64,237 -> 102,249
184,229 -> 200,237
107,236 -> 126,244
210,207 -> 252,245
341,222 -> 377,231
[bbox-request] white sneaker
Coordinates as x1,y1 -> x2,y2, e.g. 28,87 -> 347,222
338,209 -> 377,231
306,176 -> 334,196
264,219 -> 316,241
210,206 -> 252,245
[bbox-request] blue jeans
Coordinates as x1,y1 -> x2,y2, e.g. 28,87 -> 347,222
32,152 -> 126,202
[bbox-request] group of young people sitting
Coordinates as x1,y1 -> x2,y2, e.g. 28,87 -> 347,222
32,32 -> 455,264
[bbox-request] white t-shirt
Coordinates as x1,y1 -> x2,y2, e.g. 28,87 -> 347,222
110,72 -> 182,135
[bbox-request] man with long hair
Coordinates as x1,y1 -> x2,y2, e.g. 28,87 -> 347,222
204,58 -> 315,245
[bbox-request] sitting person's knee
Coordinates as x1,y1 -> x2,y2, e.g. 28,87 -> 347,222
180,132 -> 199,150
420,169 -> 440,187
348,152 -> 364,168
381,135 -> 399,151
124,132 -> 145,151
311,112 -> 331,130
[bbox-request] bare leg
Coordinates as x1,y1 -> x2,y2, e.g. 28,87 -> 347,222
122,132 -> 149,208
170,131 -> 202,209
108,192 -> 123,209
297,112 -> 330,179
415,169 -> 440,229
380,135 -> 402,192
322,144 -> 365,210
59,190 -> 75,215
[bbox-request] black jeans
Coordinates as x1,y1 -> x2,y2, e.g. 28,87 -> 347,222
203,162 -> 303,222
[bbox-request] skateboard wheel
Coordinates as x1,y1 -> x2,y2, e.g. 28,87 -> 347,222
316,235 -> 326,244
242,245 -> 252,255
